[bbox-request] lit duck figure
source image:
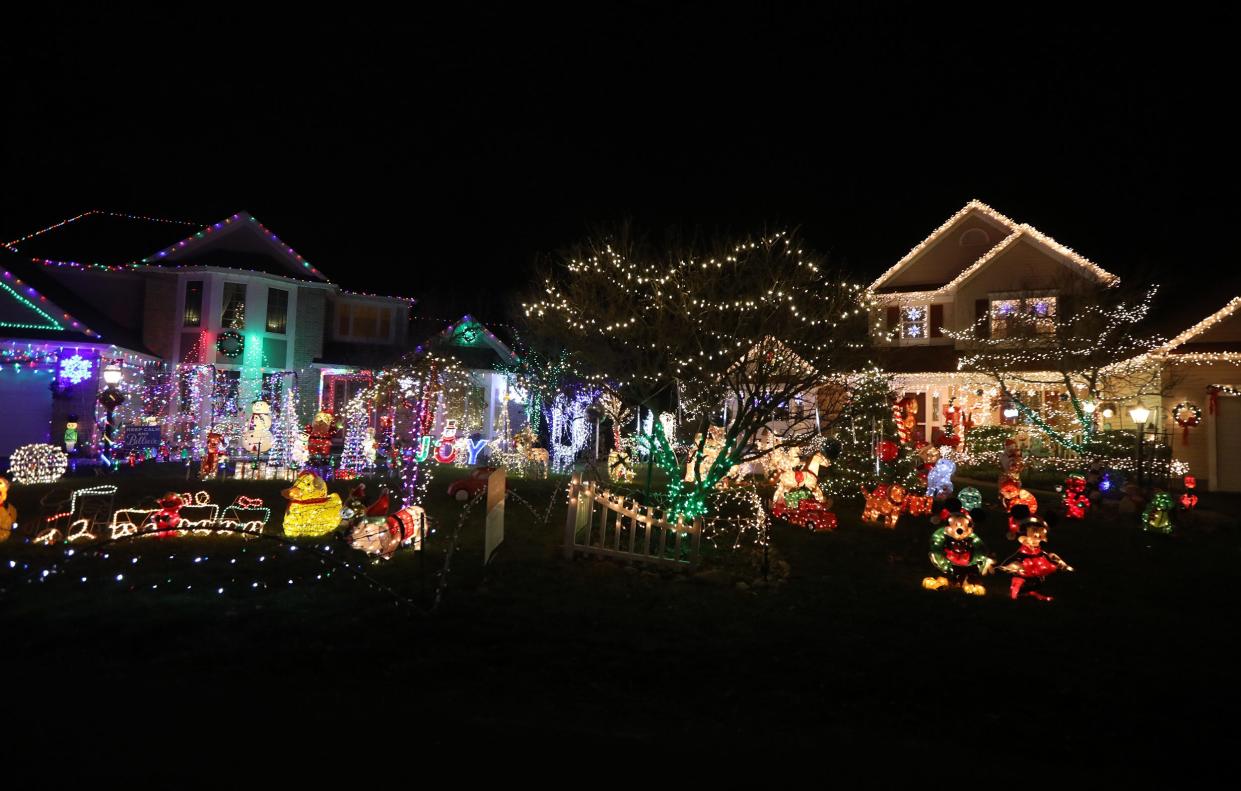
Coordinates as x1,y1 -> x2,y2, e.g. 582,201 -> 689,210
282,471 -> 343,537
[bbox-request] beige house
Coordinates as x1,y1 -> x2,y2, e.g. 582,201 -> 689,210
868,200 -> 1119,445
867,199 -> 1241,491
1152,297 -> 1241,491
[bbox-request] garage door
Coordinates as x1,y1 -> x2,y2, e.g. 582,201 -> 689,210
1215,396 -> 1241,492
0,373 -> 53,458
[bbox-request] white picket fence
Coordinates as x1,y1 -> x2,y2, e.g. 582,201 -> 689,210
562,472 -> 701,570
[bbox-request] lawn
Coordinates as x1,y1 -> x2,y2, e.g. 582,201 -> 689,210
2,464 -> 1238,776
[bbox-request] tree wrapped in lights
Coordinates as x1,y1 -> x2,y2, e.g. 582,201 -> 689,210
362,352 -> 473,508
521,227 -> 871,519
269,383 -> 300,471
500,337 -> 573,438
950,283 -> 1169,454
338,394 -> 370,474
819,369 -> 923,501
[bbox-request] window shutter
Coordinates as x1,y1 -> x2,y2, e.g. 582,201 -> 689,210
975,299 -> 991,338
886,306 -> 899,332
930,304 -> 944,338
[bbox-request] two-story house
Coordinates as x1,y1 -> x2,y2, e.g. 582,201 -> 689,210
867,200 -> 1121,445
1,210 -> 413,458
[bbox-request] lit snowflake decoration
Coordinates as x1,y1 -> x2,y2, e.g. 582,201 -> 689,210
58,354 -> 93,385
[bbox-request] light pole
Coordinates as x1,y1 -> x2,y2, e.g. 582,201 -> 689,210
1128,404 -> 1150,490
98,360 -> 126,466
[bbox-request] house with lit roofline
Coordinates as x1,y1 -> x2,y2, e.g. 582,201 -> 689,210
868,199 -> 1241,492
1,210 -> 414,460
867,200 -> 1124,445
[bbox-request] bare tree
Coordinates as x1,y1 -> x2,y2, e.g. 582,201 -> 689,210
520,226 -> 872,518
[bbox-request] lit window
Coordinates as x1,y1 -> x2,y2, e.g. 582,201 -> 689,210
266,288 -> 288,334
901,305 -> 928,339
991,294 -> 1056,338
221,283 -> 247,329
183,281 -> 203,327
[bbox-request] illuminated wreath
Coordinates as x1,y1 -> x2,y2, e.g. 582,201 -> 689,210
1173,401 -> 1202,446
216,330 -> 245,359
1173,402 -> 1202,429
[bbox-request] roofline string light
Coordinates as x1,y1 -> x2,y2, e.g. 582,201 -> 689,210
0,270 -> 103,335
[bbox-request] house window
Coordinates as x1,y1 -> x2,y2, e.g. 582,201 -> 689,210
991,294 -> 1057,338
221,283 -> 247,329
183,281 -> 203,327
901,305 -> 928,339
266,288 -> 288,334
336,302 -> 392,341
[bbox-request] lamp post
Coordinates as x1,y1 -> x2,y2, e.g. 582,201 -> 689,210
1128,404 -> 1151,489
98,360 -> 126,466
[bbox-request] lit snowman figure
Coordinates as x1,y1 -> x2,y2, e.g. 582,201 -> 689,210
241,400 -> 274,454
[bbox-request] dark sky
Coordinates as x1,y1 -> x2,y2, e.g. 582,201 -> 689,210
4,6 -> 1234,322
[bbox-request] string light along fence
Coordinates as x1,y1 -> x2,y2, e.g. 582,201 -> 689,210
563,472 -> 701,571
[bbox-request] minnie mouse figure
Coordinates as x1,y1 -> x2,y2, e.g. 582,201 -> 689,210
999,515 -> 1074,601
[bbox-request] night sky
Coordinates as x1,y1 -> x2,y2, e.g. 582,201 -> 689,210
5,6 -> 1234,322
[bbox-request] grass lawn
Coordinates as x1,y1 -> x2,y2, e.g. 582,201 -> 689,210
3,464 -> 1239,776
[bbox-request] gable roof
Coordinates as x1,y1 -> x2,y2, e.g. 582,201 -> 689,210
5,210 -> 330,283
0,247 -> 104,343
1156,296 -> 1241,354
870,200 -> 1120,299
421,315 -> 518,369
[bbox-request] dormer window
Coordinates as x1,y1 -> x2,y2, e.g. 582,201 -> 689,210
991,292 -> 1057,338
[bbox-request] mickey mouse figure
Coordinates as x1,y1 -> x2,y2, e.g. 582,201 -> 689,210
999,515 -> 1074,601
923,508 -> 994,595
